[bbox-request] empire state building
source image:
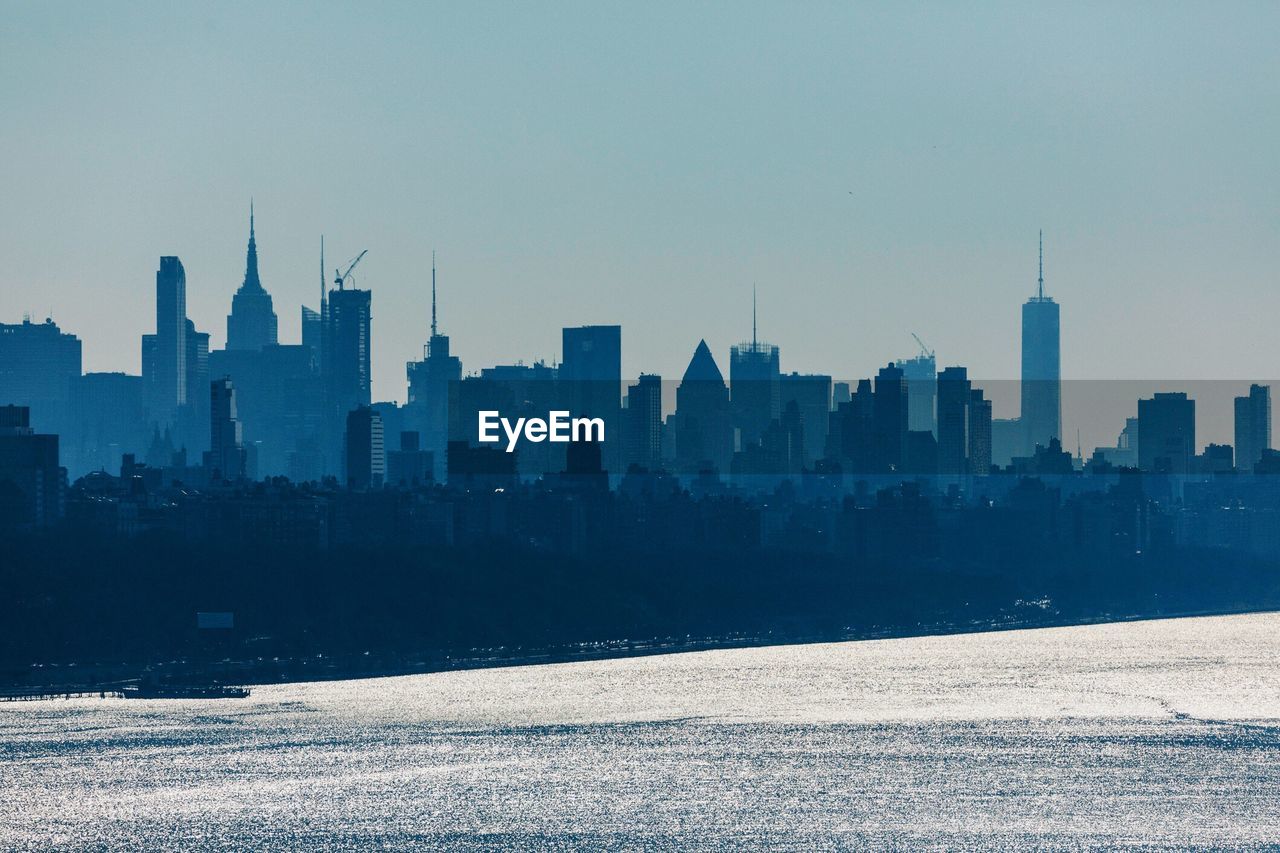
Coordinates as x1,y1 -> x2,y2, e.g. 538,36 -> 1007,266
226,203 -> 279,351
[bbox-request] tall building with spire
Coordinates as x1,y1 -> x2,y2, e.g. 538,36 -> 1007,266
226,202 -> 279,351
407,252 -> 462,482
730,288 -> 780,449
1021,231 -> 1061,453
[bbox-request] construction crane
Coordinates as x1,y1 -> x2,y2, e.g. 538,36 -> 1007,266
334,250 -> 368,291
911,333 -> 935,361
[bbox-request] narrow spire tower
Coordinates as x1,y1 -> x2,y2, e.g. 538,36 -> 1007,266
242,200 -> 262,292
1037,229 -> 1044,299
1021,227 -> 1061,453
225,201 -> 278,350
752,285 -> 758,348
431,250 -> 438,338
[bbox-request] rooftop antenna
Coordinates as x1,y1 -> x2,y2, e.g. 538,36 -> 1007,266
431,250 -> 438,338
319,235 -> 326,310
752,285 -> 757,347
1038,229 -> 1044,299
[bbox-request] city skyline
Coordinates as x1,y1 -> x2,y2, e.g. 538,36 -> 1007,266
2,3 -> 1278,400
5,214 -> 1279,463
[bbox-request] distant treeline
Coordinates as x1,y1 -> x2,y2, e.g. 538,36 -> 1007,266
3,521 -> 1279,683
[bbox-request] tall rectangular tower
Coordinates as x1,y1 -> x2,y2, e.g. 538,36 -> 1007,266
561,324 -> 622,471
1021,233 -> 1060,453
1234,383 -> 1271,473
936,366 -> 971,476
144,256 -> 188,430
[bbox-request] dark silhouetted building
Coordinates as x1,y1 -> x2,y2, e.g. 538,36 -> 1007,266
730,340 -> 780,451
209,344 -> 323,478
386,431 -> 433,487
897,351 -> 937,436
624,373 -> 663,471
827,378 -> 874,473
225,204 -> 279,351
1234,384 -> 1270,473
833,382 -> 851,407
968,388 -> 992,475
991,417 -> 1024,468
1195,443 -> 1234,475
143,256 -> 188,430
447,439 -> 516,489
1022,233 -> 1061,454
345,406 -> 385,490
0,317 -> 81,437
1138,392 -> 1195,474
406,258 -> 462,483
0,405 -> 64,526
327,283 -> 373,471
937,366 -> 971,476
301,306 -> 322,365
903,429 -> 939,475
561,324 -> 621,471
873,363 -> 908,473
70,372 -> 145,477
205,378 -> 246,482
673,340 -> 731,475
780,372 -> 832,469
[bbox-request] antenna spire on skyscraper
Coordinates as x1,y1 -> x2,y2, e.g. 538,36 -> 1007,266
752,285 -> 757,347
319,235 -> 326,311
241,199 -> 262,292
1038,229 -> 1044,300
431,250 -> 438,338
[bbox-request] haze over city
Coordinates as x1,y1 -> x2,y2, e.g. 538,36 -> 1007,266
2,2 -> 1278,403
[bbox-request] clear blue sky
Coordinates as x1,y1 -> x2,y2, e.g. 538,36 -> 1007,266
2,2 -> 1277,408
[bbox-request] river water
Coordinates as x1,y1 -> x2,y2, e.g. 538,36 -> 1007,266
4,613 -> 1280,849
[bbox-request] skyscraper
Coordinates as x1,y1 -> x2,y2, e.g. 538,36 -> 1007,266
937,366 -> 970,476
143,256 -> 188,430
0,317 -> 82,437
780,372 -> 832,468
69,372 -> 144,478
561,324 -> 622,471
183,317 -> 211,453
226,203 -> 279,351
326,281 -> 373,469
1022,232 -> 1061,453
729,290 -> 779,449
872,363 -> 908,473
968,388 -> 992,475
1234,384 -> 1271,473
624,373 -> 663,471
205,377 -> 245,483
345,405 -> 386,490
406,255 -> 462,482
897,350 -> 937,436
1138,392 -> 1195,474
0,404 -> 64,527
673,340 -> 732,475
827,378 -> 874,473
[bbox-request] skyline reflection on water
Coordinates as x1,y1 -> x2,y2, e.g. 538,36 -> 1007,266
3,613 -> 1280,849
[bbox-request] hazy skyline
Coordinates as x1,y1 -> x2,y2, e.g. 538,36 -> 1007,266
2,2 -> 1278,404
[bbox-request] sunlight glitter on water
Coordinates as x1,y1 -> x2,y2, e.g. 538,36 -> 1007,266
3,613 -> 1280,849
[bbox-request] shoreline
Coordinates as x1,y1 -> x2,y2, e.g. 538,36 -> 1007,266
7,603 -> 1278,698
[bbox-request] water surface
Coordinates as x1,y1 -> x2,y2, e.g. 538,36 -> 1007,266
4,613 -> 1280,848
